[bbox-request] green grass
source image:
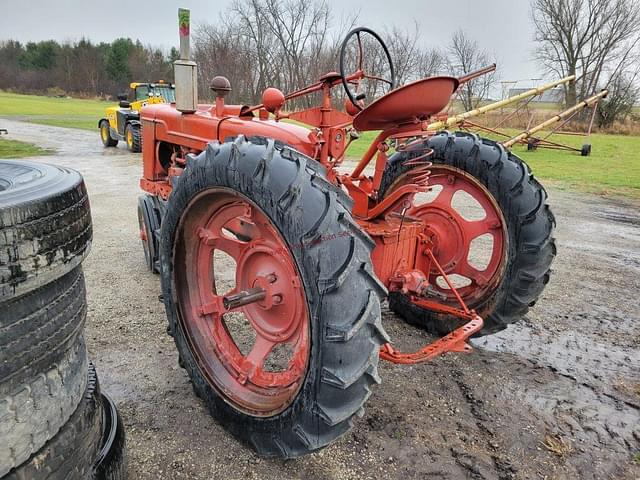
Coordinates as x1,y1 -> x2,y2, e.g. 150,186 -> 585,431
475,128 -> 640,198
345,129 -> 640,198
0,90 -> 106,130
0,138 -> 53,158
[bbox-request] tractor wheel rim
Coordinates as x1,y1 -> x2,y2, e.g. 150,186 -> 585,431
174,188 -> 310,417
127,131 -> 133,148
403,165 -> 507,306
101,126 -> 108,142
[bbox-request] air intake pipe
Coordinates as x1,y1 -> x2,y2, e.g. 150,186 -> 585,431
174,8 -> 198,113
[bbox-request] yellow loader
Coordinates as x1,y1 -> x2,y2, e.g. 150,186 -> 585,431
98,81 -> 175,152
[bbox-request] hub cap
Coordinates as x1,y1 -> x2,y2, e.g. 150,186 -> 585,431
174,188 -> 310,416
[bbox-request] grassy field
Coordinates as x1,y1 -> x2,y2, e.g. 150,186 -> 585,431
0,138 -> 53,158
1,90 -> 638,197
0,91 -> 106,130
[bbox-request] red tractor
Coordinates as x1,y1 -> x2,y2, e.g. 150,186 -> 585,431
137,15 -> 555,457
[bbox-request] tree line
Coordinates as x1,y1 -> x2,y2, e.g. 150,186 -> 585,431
0,38 -> 177,98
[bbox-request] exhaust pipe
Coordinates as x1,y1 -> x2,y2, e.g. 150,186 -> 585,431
174,8 -> 198,113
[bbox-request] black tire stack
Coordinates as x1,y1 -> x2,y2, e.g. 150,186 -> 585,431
0,160 -> 126,479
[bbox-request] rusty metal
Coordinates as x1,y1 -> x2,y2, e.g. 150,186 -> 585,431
503,89 -> 608,148
352,76 -> 460,131
380,315 -> 483,364
222,287 -> 267,310
379,244 -> 485,364
458,63 -> 497,85
176,190 -> 310,416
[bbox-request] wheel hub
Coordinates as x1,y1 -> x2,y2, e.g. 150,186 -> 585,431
422,210 -> 466,271
237,243 -> 303,343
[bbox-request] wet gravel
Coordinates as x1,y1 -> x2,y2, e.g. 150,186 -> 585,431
2,119 -> 639,479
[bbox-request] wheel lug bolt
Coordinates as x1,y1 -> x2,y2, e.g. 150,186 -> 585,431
272,294 -> 283,305
267,273 -> 277,284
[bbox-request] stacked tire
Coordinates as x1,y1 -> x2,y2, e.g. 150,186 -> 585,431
0,160 -> 126,479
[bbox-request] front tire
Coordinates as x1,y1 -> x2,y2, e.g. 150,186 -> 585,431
379,131 -> 556,336
99,120 -> 117,147
159,136 -> 389,457
125,123 -> 141,153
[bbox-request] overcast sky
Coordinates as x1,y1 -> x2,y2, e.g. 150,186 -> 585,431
0,0 -> 544,89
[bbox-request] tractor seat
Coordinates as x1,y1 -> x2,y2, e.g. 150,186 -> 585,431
352,76 -> 459,131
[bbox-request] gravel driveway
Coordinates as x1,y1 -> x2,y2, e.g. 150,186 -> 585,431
2,119 -> 639,480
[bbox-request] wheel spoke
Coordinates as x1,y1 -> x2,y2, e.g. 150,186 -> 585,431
245,335 -> 275,371
431,184 -> 456,209
198,292 -> 226,317
220,235 -> 247,259
460,218 -> 493,241
412,184 -> 456,216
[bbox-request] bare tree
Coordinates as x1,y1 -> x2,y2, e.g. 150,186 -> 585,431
446,30 -> 496,110
531,0 -> 640,106
596,70 -> 640,127
193,0 -> 356,107
417,48 -> 445,79
383,23 -> 421,86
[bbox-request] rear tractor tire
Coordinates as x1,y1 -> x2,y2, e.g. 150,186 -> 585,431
159,136 -> 389,457
99,121 -> 117,148
125,123 -> 141,153
379,131 -> 556,336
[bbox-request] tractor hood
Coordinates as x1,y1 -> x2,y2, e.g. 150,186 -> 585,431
141,103 -> 317,158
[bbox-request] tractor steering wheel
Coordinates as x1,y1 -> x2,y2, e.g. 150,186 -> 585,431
339,27 -> 396,112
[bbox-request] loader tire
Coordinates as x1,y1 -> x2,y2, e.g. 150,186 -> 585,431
0,160 -> 92,301
125,124 -> 141,153
99,121 -> 117,148
379,131 -> 556,336
160,136 -> 389,457
4,363 -> 104,480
